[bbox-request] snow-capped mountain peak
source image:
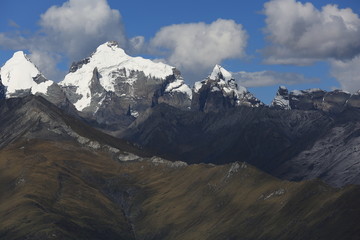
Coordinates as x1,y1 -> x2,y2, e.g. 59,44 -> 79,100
0,51 -> 54,98
60,41 -> 191,116
62,41 -> 174,89
192,65 -> 263,111
202,64 -> 259,102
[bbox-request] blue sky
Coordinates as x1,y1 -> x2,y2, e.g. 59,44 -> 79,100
1,0 -> 360,103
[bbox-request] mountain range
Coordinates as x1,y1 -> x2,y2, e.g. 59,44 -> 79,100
0,41 -> 360,239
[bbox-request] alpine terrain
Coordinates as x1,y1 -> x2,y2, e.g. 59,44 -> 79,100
0,41 -> 359,239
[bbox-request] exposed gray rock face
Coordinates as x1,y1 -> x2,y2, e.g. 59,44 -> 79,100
0,95 -> 144,157
69,58 -> 90,73
321,90 -> 350,113
0,78 -> 4,100
157,69 -> 192,110
191,65 -> 263,112
0,95 -> 77,149
5,89 -> 32,98
83,67 -> 107,113
32,73 -> 48,84
289,89 -> 326,110
45,82 -> 77,114
347,92 -> 360,108
275,119 -> 360,187
91,91 -> 135,132
270,87 -> 358,113
274,108 -> 360,187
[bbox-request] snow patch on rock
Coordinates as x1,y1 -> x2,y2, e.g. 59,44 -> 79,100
259,188 -> 286,200
226,162 -> 247,179
118,152 -> 141,161
165,78 -> 192,98
150,156 -> 188,168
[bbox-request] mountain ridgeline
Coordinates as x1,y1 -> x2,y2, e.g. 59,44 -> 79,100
1,41 -> 360,188
1,41 -> 360,239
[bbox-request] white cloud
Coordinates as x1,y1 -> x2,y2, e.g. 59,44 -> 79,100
39,0 -> 127,61
263,0 -> 360,65
1,6 -> 247,83
331,56 -> 360,92
233,70 -> 318,87
129,36 -> 146,53
28,50 -> 64,82
150,19 -> 248,82
0,0 -> 129,81
0,33 -> 27,49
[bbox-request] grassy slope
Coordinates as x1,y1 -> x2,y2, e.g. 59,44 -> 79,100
0,139 -> 359,240
0,139 -> 135,240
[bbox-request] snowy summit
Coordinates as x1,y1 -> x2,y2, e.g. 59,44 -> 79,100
195,64 -> 263,107
60,41 -> 188,111
0,51 -> 54,98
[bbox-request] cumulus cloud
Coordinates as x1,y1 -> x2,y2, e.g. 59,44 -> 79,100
150,19 -> 248,82
39,0 -> 127,60
233,70 -> 318,87
262,0 -> 360,65
331,56 -> 360,92
1,4 -> 248,83
0,0 -> 130,81
28,50 -> 64,81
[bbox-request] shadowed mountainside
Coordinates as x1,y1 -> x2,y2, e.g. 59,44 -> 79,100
0,95 -> 147,157
0,96 -> 359,239
120,103 -> 360,187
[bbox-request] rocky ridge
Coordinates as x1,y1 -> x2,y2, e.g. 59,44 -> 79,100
271,86 -> 360,113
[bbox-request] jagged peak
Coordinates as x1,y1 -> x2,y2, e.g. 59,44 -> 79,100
94,41 -> 127,56
63,41 -> 175,84
271,86 -> 291,110
4,51 -> 38,68
193,65 -> 263,109
105,40 -> 120,48
1,51 -> 40,77
60,41 -> 182,112
275,86 -> 289,96
12,50 -> 27,59
209,64 -> 233,81
194,65 -> 246,95
279,85 -> 287,91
